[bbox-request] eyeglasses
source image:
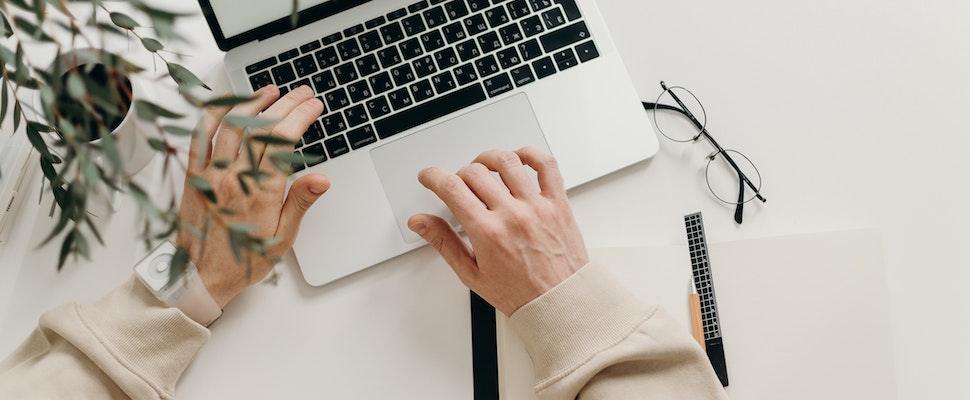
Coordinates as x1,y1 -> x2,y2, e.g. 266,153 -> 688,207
642,82 -> 766,224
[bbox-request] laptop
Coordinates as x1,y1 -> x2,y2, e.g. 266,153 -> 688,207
198,0 -> 658,286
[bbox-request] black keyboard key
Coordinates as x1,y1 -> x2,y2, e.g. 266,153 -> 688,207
344,104 -> 370,127
485,6 -> 510,28
315,46 -> 340,69
303,143 -> 327,167
380,22 -> 406,44
441,22 -> 468,43
324,88 -> 351,111
408,0 -> 429,13
246,56 -> 276,74
507,0 -> 531,19
424,6 -> 448,28
456,39 -> 481,61
343,24 -> 365,37
553,0 -> 582,21
272,64 -> 297,85
374,84 -> 487,139
302,120 -> 325,145
496,47 -> 522,69
467,0 -> 491,12
518,38 -> 542,60
532,56 -> 556,79
293,55 -> 318,77
464,14 -> 489,36
401,14 -> 427,36
420,30 -> 447,52
377,47 -> 404,68
387,88 -> 414,110
521,15 -> 544,37
366,96 -> 393,119
413,55 -> 438,78
575,40 -> 599,62
290,79 -> 311,91
322,32 -> 343,45
477,31 -> 502,53
541,8 -> 565,29
355,54 -> 382,77
539,21 -> 589,52
321,113 -> 348,135
290,149 -> 308,173
359,30 -> 383,53
347,80 -> 373,103
311,70 -> 338,93
365,16 -> 387,29
410,79 -> 435,102
475,54 -> 501,77
279,48 -> 300,62
529,0 -> 552,11
391,64 -> 417,86
325,134 -> 351,158
444,0 -> 469,20
337,39 -> 362,61
431,0 -> 447,4
387,7 -> 408,21
499,24 -> 524,45
483,72 -> 513,97
434,47 -> 460,69
431,70 -> 458,93
453,63 -> 478,85
369,72 -> 395,94
279,86 -> 290,97
300,40 -> 322,53
347,125 -> 378,150
509,65 -> 535,87
334,62 -> 359,85
553,48 -> 577,70
399,37 -> 425,59
249,71 -> 273,91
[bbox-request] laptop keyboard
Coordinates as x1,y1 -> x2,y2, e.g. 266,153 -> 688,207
245,0 -> 600,172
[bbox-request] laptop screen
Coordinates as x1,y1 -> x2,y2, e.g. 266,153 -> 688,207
198,0 -> 371,51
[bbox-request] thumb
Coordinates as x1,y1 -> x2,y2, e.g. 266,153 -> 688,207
408,214 -> 478,281
276,173 -> 330,248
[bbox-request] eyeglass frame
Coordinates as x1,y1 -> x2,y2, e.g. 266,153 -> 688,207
642,81 -> 766,224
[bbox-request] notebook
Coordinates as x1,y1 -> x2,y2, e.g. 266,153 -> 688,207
197,0 -> 658,285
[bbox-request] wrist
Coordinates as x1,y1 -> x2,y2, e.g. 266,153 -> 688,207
134,242 -> 223,326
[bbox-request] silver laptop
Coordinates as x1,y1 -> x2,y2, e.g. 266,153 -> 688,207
198,0 -> 658,286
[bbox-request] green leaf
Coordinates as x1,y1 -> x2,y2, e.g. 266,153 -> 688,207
0,12 -> 13,38
228,223 -> 257,233
148,138 -> 168,152
140,37 -> 164,52
161,125 -> 194,136
135,100 -> 183,121
109,12 -> 139,30
269,151 -> 320,173
65,72 -> 87,99
223,115 -> 275,129
169,246 -> 190,285
167,62 -> 211,91
189,176 -> 218,203
57,231 -> 75,271
202,95 -> 255,107
290,0 -> 299,27
249,134 -> 295,146
25,120 -> 53,160
212,159 -> 231,169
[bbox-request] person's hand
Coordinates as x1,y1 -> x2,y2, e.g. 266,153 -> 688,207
407,148 -> 589,316
176,85 -> 329,308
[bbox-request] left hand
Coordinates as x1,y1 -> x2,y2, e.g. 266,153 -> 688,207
176,85 -> 329,308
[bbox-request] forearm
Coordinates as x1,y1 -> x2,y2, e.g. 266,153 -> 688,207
0,276 -> 210,399
509,262 -> 729,400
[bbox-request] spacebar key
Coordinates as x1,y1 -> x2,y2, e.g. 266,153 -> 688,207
374,84 -> 488,140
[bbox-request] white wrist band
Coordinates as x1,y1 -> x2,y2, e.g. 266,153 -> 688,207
134,242 -> 223,326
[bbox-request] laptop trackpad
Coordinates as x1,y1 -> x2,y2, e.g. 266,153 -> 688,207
371,94 -> 551,244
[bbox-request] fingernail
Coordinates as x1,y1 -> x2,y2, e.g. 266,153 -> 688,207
408,222 -> 427,236
309,184 -> 326,195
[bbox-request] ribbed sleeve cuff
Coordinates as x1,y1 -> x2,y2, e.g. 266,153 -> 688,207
507,262 -> 657,387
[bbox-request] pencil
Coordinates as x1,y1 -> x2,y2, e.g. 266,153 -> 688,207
689,277 -> 706,350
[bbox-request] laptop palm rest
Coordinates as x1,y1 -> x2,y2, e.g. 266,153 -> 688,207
371,94 -> 551,244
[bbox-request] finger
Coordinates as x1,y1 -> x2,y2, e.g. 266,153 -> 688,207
212,85 -> 280,162
516,146 -> 566,200
473,150 -> 536,199
258,96 -> 325,175
407,213 -> 478,284
243,85 -> 316,169
418,167 -> 489,223
457,162 -> 512,209
272,173 -> 331,253
188,101 -> 231,174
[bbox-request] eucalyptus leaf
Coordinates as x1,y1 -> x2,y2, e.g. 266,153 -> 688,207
57,231 -> 75,271
109,12 -> 139,30
250,134 -> 295,146
161,125 -> 194,136
202,95 -> 255,107
140,37 -> 164,52
135,100 -> 182,121
189,176 -> 218,203
167,62 -> 211,90
223,115 -> 276,128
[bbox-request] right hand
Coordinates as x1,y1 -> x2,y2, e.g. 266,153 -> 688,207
407,148 -> 589,316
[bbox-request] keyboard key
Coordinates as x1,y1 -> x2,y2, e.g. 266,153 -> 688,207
311,70 -> 338,93
517,38 -> 542,60
374,84 -> 487,139
483,72 -> 513,97
467,0 -> 491,13
290,149 -> 307,173
413,55 -> 438,78
337,39 -> 362,61
377,47 -> 404,68
344,104 -> 369,127
453,63 -> 479,85
359,30 -> 383,53
300,40 -> 322,53
401,14 -> 427,36
322,32 -> 343,45
553,48 -> 577,70
553,0 -> 582,21
509,65 -> 535,87
456,39 -> 481,61
431,0 -> 447,4
325,134 -> 351,158
399,37 -> 425,59
496,47 -> 522,69
485,6 -> 510,28
303,143 -> 327,167
343,23 -> 365,37
380,22 -> 406,44
302,120 -> 325,145
347,125 -> 378,150
365,16 -> 387,29
424,6 -> 448,28
279,86 -> 290,96
246,56 -> 276,74
441,22 -> 468,43
431,70 -> 458,93
321,113 -> 348,135
315,46 -> 340,69
293,55 -> 318,77
529,0 -> 552,11
279,48 -> 300,62
539,21 -> 590,53
355,54 -> 382,76
324,88 -> 351,110
407,0 -> 429,13
249,71 -> 273,91
420,30 -> 447,52
290,79 -> 311,91
369,71 -> 395,94
434,47 -> 460,69
464,15 -> 489,37
576,40 -> 599,62
410,79 -> 436,102
387,7 -> 408,21
391,64 -> 417,86
272,64 -> 297,85
444,0 -> 469,20
521,15 -> 544,37
387,88 -> 414,110
541,8 -> 565,29
474,54 -> 501,77
334,62 -> 359,84
477,31 -> 502,53
499,24 -> 524,45
507,0 -> 531,19
366,96 -> 393,119
347,80 -> 373,103
532,56 -> 556,79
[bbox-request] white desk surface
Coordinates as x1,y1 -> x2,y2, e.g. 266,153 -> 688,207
1,1 -> 968,399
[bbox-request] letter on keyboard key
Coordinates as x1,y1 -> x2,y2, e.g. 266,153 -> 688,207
484,73 -> 514,97
374,84 -> 487,139
348,125 -> 378,150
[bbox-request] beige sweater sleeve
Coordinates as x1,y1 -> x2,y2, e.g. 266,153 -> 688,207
509,263 -> 730,400
0,276 -> 210,399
